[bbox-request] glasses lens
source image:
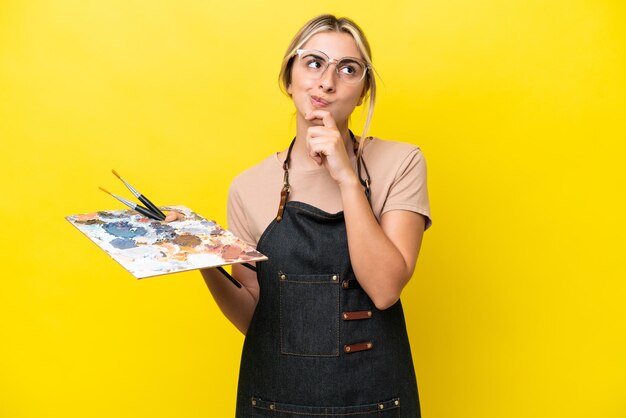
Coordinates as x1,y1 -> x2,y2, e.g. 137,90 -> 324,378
297,51 -> 329,75
295,50 -> 368,84
336,59 -> 366,83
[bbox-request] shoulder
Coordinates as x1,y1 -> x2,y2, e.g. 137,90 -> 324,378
227,152 -> 286,246
230,153 -> 282,195
357,136 -> 432,228
364,136 -> 421,153
361,137 -> 426,172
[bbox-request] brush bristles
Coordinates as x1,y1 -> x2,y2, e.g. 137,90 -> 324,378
111,169 -> 121,179
98,186 -> 111,195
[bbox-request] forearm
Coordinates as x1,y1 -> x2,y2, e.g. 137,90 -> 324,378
339,179 -> 413,310
200,267 -> 258,334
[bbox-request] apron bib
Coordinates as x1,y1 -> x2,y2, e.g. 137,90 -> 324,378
235,135 -> 421,417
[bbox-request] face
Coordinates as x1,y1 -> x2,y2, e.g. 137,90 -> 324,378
287,31 -> 367,127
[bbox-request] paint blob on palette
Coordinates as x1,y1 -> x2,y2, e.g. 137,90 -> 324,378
66,205 -> 267,279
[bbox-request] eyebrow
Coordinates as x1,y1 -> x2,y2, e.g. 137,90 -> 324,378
302,49 -> 364,62
302,51 -> 326,59
337,57 -> 362,64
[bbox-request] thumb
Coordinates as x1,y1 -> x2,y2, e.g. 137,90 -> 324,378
164,211 -> 184,222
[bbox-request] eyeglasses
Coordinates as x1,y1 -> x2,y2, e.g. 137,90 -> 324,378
294,49 -> 371,84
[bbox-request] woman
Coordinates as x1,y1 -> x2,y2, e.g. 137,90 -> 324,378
170,14 -> 432,417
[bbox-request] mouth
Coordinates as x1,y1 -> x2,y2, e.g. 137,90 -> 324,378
310,95 -> 330,108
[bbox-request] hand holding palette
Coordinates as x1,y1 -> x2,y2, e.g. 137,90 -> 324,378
66,205 -> 267,280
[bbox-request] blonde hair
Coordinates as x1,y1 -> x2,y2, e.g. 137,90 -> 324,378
278,14 -> 376,159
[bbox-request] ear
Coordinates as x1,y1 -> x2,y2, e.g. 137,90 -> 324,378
287,83 -> 293,96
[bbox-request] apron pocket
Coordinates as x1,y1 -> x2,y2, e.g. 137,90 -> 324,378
279,272 -> 340,356
250,396 -> 401,417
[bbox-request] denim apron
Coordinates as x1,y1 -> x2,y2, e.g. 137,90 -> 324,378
235,135 -> 421,417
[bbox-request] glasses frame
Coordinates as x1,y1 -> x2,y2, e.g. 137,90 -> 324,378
294,49 -> 371,84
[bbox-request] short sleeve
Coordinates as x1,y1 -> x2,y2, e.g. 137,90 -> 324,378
226,178 -> 257,248
381,147 -> 433,230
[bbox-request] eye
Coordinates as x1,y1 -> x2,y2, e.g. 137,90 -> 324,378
306,58 -> 323,69
340,65 -> 357,75
338,62 -> 362,78
301,54 -> 326,71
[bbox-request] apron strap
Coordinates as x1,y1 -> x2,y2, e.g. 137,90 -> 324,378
276,138 -> 296,221
352,132 -> 372,204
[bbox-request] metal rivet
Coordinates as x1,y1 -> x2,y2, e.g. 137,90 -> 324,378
378,404 -> 384,410
279,205 -> 284,209
251,399 -> 256,406
332,275 -> 338,281
394,400 -> 400,406
342,280 -> 349,289
280,274 -> 286,280
366,342 -> 372,349
343,313 -> 348,319
367,311 -> 372,317
269,404 -> 275,410
277,216 -> 282,221
345,345 -> 351,352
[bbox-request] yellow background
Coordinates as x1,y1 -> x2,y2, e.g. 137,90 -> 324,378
1,1 -> 625,417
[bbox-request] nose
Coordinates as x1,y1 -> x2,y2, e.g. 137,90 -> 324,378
317,63 -> 337,92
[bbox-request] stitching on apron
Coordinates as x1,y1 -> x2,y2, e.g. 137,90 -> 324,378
292,205 -> 343,220
251,396 -> 401,416
279,273 -> 340,357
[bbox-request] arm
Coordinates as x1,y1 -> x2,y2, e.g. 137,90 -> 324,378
163,212 -> 259,334
339,179 -> 425,310
200,263 -> 258,334
304,110 -> 427,310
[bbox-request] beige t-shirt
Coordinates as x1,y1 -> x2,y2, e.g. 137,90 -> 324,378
227,137 -> 432,248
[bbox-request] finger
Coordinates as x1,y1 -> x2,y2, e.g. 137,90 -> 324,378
164,211 -> 184,222
306,140 -> 324,165
306,127 -> 342,167
305,110 -> 337,129
304,111 -> 325,126
310,152 -> 323,165
304,109 -> 329,125
306,126 -> 341,139
305,141 -> 325,166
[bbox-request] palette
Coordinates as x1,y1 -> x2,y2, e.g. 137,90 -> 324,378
66,205 -> 266,279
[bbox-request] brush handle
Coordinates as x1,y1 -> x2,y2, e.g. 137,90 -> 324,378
138,195 -> 166,220
134,204 -> 163,221
217,266 -> 242,288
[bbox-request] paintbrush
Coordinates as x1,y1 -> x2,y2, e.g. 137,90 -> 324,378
111,169 -> 166,220
98,187 -> 163,221
99,185 -> 243,288
217,266 -> 242,288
